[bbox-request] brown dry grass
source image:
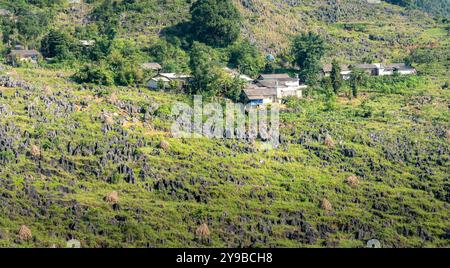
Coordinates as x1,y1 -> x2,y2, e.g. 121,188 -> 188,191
195,223 -> 210,237
104,191 -> 119,204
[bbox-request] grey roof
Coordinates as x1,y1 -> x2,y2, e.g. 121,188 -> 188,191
351,64 -> 378,70
384,63 -> 415,71
322,64 -> 350,73
10,50 -> 41,57
142,62 -> 162,70
258,73 -> 292,80
243,84 -> 277,99
256,80 -> 296,88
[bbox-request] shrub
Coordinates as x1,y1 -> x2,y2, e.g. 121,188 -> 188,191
72,63 -> 114,86
228,40 -> 264,77
190,0 -> 241,48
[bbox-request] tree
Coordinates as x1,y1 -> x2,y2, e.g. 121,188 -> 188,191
349,68 -> 367,98
148,39 -> 190,73
228,40 -> 264,77
291,32 -> 326,86
330,59 -> 343,94
190,0 -> 241,48
189,42 -> 222,96
72,63 -> 114,86
41,29 -> 71,59
15,8 -> 49,48
189,42 -> 244,99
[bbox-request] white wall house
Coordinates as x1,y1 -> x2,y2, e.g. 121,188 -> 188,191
322,64 -> 352,80
243,74 -> 307,106
376,63 -> 417,76
322,63 -> 417,79
147,73 -> 192,90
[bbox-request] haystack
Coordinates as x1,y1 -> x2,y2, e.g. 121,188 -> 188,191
18,225 -> 32,241
321,198 -> 333,212
107,93 -> 118,104
195,223 -> 210,237
30,145 -> 41,157
104,191 -> 119,204
346,175 -> 359,187
159,140 -> 170,151
104,115 -> 114,125
324,135 -> 335,147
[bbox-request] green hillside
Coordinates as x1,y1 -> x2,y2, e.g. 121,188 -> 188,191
385,0 -> 450,17
0,0 -> 448,248
1,0 -> 448,62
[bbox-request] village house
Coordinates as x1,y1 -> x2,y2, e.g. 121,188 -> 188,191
142,62 -> 162,72
147,73 -> 192,90
321,64 -> 352,80
243,73 -> 307,106
243,84 -> 278,105
322,62 -> 416,79
7,49 -> 41,66
351,64 -> 379,76
376,63 -> 417,76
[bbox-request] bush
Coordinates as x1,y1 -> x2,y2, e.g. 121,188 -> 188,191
41,29 -> 73,60
190,0 -> 241,48
365,75 -> 424,94
72,63 -> 114,86
148,39 -> 190,73
228,40 -> 264,78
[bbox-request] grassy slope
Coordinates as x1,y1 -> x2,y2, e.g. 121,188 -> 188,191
0,65 -> 448,248
48,0 -> 447,63
0,0 -> 448,248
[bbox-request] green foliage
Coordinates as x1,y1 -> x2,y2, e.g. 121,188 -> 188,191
330,59 -> 343,94
365,74 -> 425,94
189,42 -> 244,98
291,32 -> 326,86
72,63 -> 114,86
148,39 -> 190,73
190,0 -> 241,48
40,29 -> 72,60
349,68 -> 368,98
228,40 -> 264,78
189,42 -> 221,96
385,0 -> 450,17
1,6 -> 50,48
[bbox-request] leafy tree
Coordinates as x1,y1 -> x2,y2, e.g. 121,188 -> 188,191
15,8 -> 49,48
27,0 -> 64,8
385,0 -> 449,17
291,32 -> 326,86
105,38 -> 144,86
72,63 -> 114,86
189,42 -> 222,96
41,29 -> 72,60
228,40 -> 264,77
190,0 -> 241,48
223,75 -> 246,101
89,37 -> 113,61
107,52 -> 143,86
330,59 -> 343,94
148,39 -> 190,73
349,68 -> 367,98
189,42 -> 244,98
